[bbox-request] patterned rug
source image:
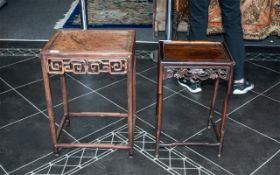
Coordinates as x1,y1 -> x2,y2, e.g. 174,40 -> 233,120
55,0 -> 153,29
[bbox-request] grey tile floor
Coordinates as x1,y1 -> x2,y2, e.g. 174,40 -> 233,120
0,46 -> 280,175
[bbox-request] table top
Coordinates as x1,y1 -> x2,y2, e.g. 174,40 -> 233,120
41,29 -> 135,57
160,41 -> 234,65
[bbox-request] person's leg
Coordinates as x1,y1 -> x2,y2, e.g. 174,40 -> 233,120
177,0 -> 210,93
219,0 -> 244,80
220,0 -> 254,94
188,0 -> 210,40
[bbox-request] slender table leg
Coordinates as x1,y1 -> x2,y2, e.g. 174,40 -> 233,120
132,55 -> 137,143
165,0 -> 173,40
208,78 -> 220,129
80,0 -> 88,30
60,74 -> 70,126
127,58 -> 134,157
155,64 -> 164,157
218,69 -> 234,157
41,58 -> 58,154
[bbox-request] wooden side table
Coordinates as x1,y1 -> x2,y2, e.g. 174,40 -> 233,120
155,41 -> 235,157
41,29 -> 136,156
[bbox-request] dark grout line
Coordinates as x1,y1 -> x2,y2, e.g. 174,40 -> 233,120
250,149 -> 280,175
247,60 -> 280,74
227,81 -> 280,116
0,56 -> 37,69
259,93 -> 280,103
136,116 -> 235,175
0,61 -> 157,131
137,72 -> 214,112
1,53 -> 279,175
66,73 -> 129,113
228,117 -> 280,144
0,76 -> 78,142
0,112 -> 41,130
0,164 -> 8,175
0,74 -> 56,96
138,68 -> 280,147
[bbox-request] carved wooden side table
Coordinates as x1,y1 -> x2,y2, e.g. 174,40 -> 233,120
155,41 -> 235,157
41,29 -> 136,156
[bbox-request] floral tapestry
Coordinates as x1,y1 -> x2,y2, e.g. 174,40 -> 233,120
154,0 -> 280,40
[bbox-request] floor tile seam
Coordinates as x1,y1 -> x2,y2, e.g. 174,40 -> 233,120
25,125 -> 129,175
134,74 -> 219,116
247,60 -> 280,74
8,119 -> 125,175
182,126 -> 210,143
0,56 -> 37,70
94,78 -> 127,92
258,93 -> 280,103
65,74 -> 128,112
59,150 -> 116,175
136,89 -> 183,113
136,74 -> 224,136
9,125 -> 122,175
137,64 -> 157,74
229,81 -> 280,115
133,146 -> 180,174
0,77 -> 79,143
137,70 -> 275,118
228,117 -> 280,144
228,91 -> 261,116
251,80 -> 280,96
0,111 -> 41,131
64,73 -> 127,92
137,115 -> 217,151
135,122 -> 234,175
249,149 -> 280,175
136,73 -> 220,114
254,81 -> 280,103
127,127 -> 208,175
167,148 -> 226,174
182,146 -> 235,175
136,72 -> 177,92
7,152 -> 53,175
0,164 -> 8,175
0,75 -> 56,96
67,72 -> 180,116
37,91 -> 95,117
182,115 -> 230,143
75,118 -> 125,142
0,91 -> 94,132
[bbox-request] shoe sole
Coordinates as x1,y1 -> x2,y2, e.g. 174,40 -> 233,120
177,80 -> 202,93
233,84 -> 254,95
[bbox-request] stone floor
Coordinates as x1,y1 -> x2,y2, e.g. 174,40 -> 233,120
0,43 -> 279,175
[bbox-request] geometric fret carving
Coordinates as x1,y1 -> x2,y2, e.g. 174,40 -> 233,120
165,67 -> 231,81
47,58 -> 128,75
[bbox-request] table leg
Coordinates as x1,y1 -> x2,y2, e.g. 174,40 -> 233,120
41,58 -> 58,154
155,64 -> 164,157
127,58 -> 134,157
60,74 -> 70,126
218,70 -> 233,157
132,56 -> 137,142
208,78 -> 219,129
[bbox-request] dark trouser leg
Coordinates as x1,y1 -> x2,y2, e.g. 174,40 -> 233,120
220,0 -> 245,80
188,0 -> 210,40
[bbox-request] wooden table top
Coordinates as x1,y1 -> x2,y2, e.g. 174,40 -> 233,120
160,41 -> 234,64
41,29 -> 135,57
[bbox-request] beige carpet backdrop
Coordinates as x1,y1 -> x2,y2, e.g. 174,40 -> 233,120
154,0 -> 280,40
